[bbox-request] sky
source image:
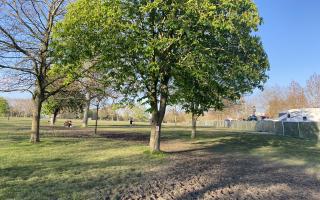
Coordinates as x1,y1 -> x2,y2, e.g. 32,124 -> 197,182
254,0 -> 320,87
1,0 -> 320,99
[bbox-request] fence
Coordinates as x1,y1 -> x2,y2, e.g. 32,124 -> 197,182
196,120 -> 320,141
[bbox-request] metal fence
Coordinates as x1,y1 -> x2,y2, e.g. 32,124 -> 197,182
196,120 -> 320,140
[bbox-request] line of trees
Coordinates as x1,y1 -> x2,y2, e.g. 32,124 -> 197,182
254,74 -> 320,118
0,0 -> 269,152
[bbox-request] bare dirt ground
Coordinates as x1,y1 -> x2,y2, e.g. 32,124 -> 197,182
94,132 -> 320,200
38,128 -> 320,199
107,150 -> 320,200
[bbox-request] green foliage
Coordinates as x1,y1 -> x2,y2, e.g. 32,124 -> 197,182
52,0 -> 123,67
168,0 -> 270,117
55,0 -> 269,151
42,88 -> 86,115
55,0 -> 268,117
131,105 -> 149,122
0,97 -> 9,116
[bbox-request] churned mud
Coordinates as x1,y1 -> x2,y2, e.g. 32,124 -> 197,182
106,150 -> 320,200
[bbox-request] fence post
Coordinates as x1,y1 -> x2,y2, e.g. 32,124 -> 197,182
298,122 -> 301,138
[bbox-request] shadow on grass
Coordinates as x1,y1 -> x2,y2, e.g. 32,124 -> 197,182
0,147 -> 165,199
2,120 -> 320,199
206,133 -> 319,161
87,124 -> 151,129
165,131 -> 320,168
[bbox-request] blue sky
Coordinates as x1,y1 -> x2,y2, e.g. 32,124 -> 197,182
1,0 -> 320,99
254,0 -> 320,87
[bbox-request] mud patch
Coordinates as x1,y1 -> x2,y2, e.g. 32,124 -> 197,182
100,133 -> 150,143
106,151 -> 320,200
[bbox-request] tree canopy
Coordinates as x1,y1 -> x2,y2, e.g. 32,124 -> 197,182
0,0 -> 88,142
0,97 -> 9,116
54,0 -> 269,151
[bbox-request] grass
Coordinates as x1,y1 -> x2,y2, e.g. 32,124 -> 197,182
0,117 -> 319,199
0,118 -> 166,199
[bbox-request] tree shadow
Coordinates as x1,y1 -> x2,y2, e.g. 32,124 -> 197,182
0,152 -> 164,199
99,133 -> 150,143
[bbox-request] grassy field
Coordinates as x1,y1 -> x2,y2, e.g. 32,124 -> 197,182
0,117 -> 319,199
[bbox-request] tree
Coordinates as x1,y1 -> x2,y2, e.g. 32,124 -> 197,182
164,2 -> 269,138
200,98 -> 253,121
258,83 -> 308,118
78,72 -> 112,128
0,0 -> 90,143
286,81 -> 308,109
257,86 -> 288,118
51,0 -> 121,128
42,85 -> 86,125
306,73 -> 320,108
266,96 -> 287,118
116,104 -> 149,122
131,104 -> 149,122
90,88 -> 117,134
0,97 -> 9,117
173,67 -> 225,138
164,106 -> 187,124
8,99 -> 33,117
56,0 -> 269,152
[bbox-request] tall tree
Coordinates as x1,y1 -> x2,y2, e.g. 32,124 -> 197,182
286,81 -> 308,109
56,0 -> 269,152
52,0 -> 121,128
257,86 -> 288,118
8,99 -> 33,117
0,0 -> 88,142
0,97 -> 9,117
306,73 -> 320,108
42,85 -> 86,125
173,72 -> 225,139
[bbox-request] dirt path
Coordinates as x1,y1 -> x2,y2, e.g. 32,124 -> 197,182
107,150 -> 320,200
39,130 -> 320,199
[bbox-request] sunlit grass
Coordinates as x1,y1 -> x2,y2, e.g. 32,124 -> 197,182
1,117 -> 319,199
0,118 -> 166,199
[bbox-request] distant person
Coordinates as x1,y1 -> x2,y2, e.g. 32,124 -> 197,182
129,119 -> 133,127
64,120 -> 72,128
68,121 -> 72,128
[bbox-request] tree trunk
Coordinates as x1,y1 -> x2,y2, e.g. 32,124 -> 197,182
191,113 -> 197,139
82,93 -> 91,128
94,104 -> 99,134
30,96 -> 42,143
50,109 -> 59,126
149,93 -> 167,152
174,106 -> 177,127
149,111 -> 161,152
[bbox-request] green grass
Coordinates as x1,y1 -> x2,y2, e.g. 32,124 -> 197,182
0,118 -> 166,199
0,117 -> 319,199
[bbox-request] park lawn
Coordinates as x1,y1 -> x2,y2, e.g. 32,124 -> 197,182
0,118 -> 167,199
0,117 -> 320,199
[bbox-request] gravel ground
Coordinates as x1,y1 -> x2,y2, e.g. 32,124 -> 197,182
107,150 -> 320,200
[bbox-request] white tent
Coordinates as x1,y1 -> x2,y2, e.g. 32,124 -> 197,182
278,108 -> 320,122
